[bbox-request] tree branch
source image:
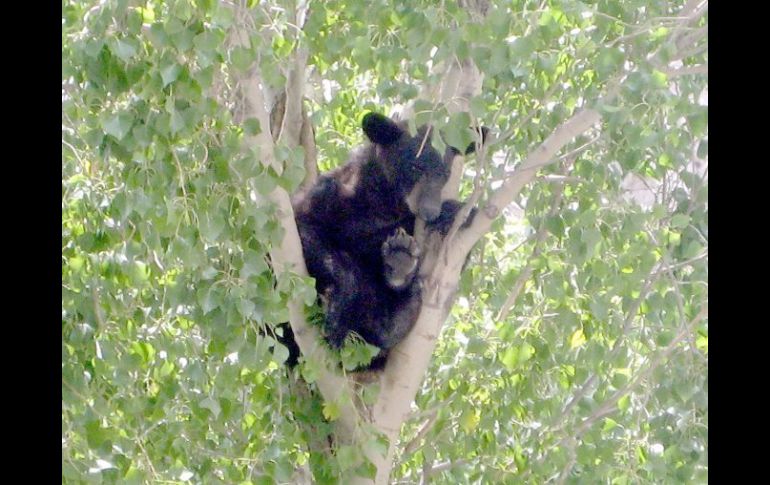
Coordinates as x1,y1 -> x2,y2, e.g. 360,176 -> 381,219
367,7 -> 491,482
457,106 -> 602,255
675,25 -> 708,53
403,408 -> 439,456
228,2 -> 359,436
423,458 -> 469,479
670,0 -> 708,47
277,45 -> 308,145
661,64 -> 708,77
270,90 -> 319,197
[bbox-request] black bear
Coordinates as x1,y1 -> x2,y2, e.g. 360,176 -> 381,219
280,112 -> 483,370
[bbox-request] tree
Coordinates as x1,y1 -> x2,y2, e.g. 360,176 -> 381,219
62,0 -> 708,483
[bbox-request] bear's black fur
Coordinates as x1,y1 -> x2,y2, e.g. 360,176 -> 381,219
280,113 -> 484,370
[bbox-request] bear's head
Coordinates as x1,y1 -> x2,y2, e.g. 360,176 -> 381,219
362,112 -> 452,222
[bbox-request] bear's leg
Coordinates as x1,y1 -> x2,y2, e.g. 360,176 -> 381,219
381,227 -> 421,291
298,223 -> 377,348
378,281 -> 422,350
378,226 -> 423,350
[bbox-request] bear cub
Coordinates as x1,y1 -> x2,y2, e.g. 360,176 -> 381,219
282,112 -> 484,369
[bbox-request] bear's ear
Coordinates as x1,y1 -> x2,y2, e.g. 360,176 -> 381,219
362,113 -> 404,145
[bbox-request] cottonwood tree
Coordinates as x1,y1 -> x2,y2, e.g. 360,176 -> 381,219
62,0 -> 707,483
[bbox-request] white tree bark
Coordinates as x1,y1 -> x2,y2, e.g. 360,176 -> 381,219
228,2 -> 361,438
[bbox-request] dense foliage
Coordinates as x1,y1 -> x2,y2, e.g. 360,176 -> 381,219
63,0 -> 707,483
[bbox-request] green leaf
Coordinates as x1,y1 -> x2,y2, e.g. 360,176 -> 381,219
596,47 -> 624,78
112,39 -> 137,62
170,108 -> 185,134
602,417 -> 619,432
231,46 -> 254,72
243,118 -> 261,136
618,394 -> 631,413
101,113 -> 133,140
240,251 -> 268,279
130,260 -> 150,284
200,212 -> 226,241
444,112 -> 473,152
460,408 -> 480,433
651,69 -> 668,89
83,39 -> 105,58
545,215 -> 564,237
200,397 -> 221,419
322,401 -> 341,421
488,14 -> 510,37
501,347 -> 517,371
198,287 -> 218,314
136,5 -> 155,22
337,445 -> 359,471
340,339 -> 380,371
130,341 -> 155,365
161,62 -> 182,87
253,166 -> 278,195
682,240 -> 703,259
271,342 -> 289,364
650,26 -> 669,41
570,328 -> 587,349
68,255 -> 85,272
501,342 -> 534,371
670,214 -> 690,228
696,334 -> 708,353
